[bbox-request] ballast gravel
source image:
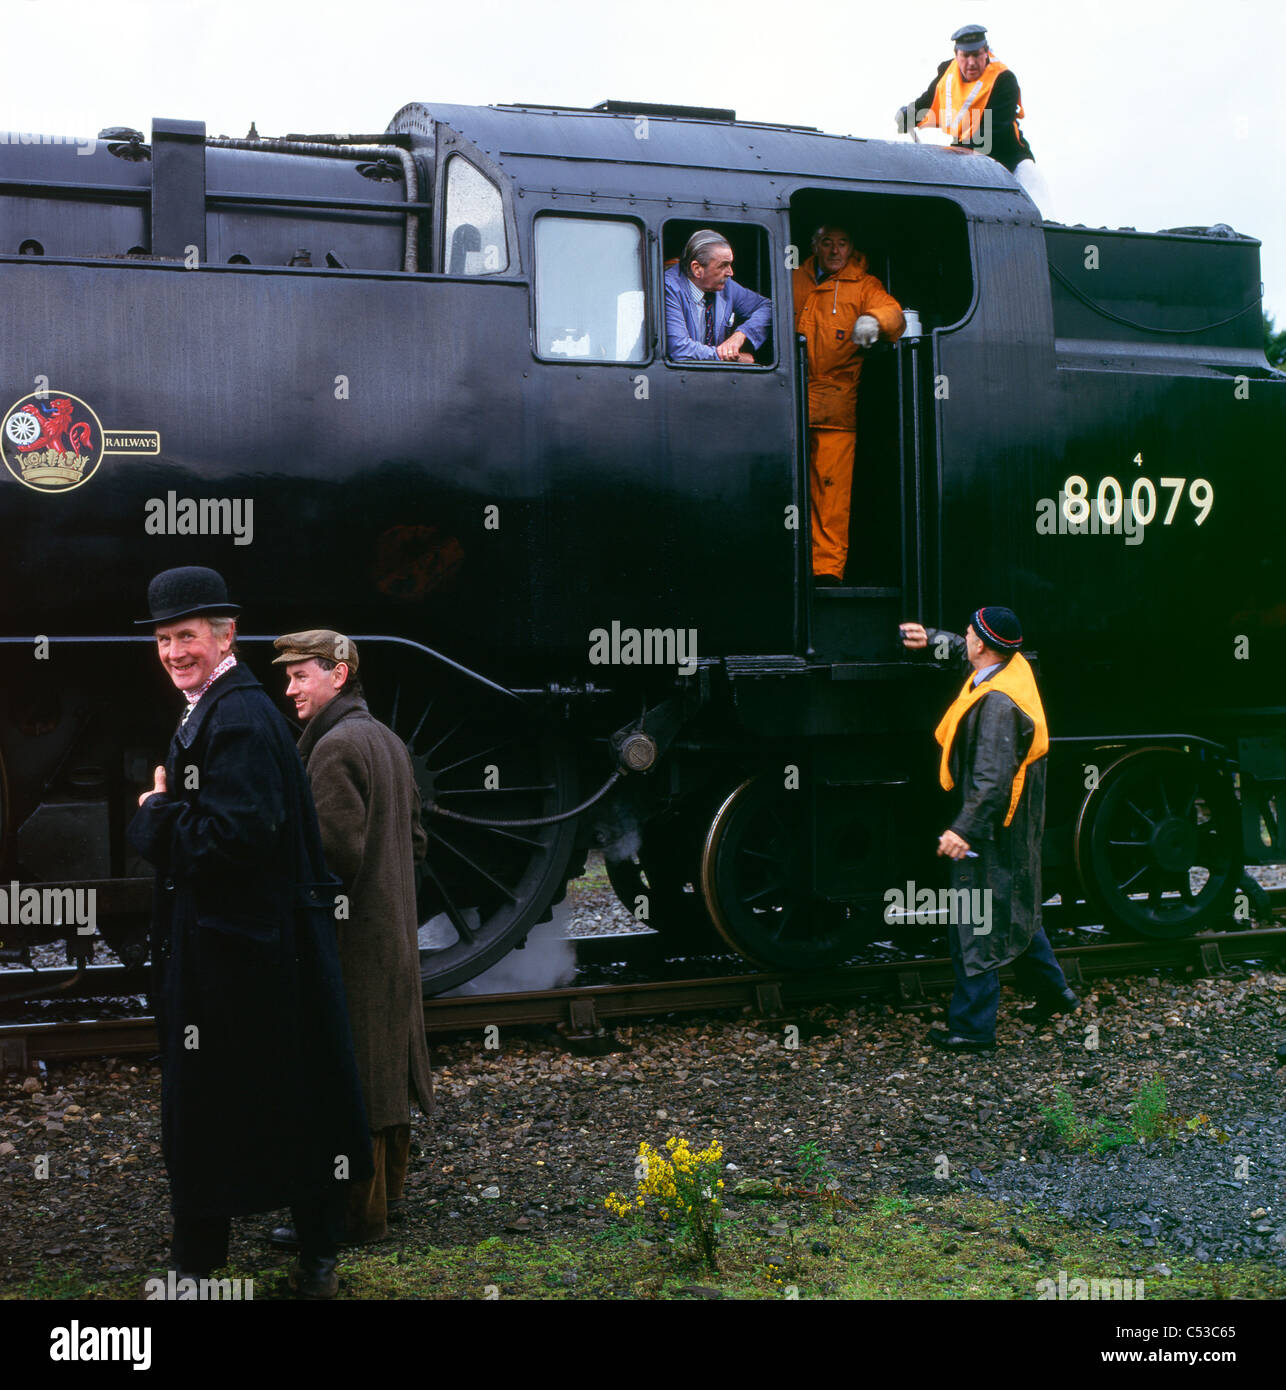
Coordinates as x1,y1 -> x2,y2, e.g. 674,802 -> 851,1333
4,860 -> 1286,1288
950,1111 -> 1286,1267
4,950 -> 1284,1292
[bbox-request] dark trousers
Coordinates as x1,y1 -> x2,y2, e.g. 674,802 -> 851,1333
172,1190 -> 345,1275
947,923 -> 1068,1043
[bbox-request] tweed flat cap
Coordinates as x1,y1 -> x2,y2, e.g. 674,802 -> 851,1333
272,629 -> 360,672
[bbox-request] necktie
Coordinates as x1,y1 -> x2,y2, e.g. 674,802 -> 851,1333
703,291 -> 716,346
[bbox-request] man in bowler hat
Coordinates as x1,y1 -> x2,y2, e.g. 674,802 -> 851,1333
128,567 -> 372,1298
901,607 -> 1078,1050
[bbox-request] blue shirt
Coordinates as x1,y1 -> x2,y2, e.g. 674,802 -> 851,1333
663,263 -> 773,362
972,661 -> 1003,687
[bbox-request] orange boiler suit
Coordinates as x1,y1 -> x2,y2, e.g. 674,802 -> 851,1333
792,254 -> 904,580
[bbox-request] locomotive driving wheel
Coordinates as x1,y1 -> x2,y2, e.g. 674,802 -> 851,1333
1074,746 -> 1242,939
376,673 -> 577,995
700,776 -> 857,970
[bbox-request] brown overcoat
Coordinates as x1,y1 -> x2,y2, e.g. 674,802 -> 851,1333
297,691 -> 434,1128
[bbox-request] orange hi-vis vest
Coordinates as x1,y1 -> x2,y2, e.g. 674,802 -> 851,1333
934,651 -> 1049,827
920,53 -> 1022,146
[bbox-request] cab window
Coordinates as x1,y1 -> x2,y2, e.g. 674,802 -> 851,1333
662,220 -> 774,366
444,156 -> 508,275
534,216 -> 646,363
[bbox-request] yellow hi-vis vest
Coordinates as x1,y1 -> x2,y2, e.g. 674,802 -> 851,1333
934,651 -> 1049,828
921,53 -> 1022,146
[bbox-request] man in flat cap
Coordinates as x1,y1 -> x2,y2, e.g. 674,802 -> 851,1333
128,568 -> 372,1298
271,630 -> 433,1247
896,25 -> 1035,177
901,608 -> 1078,1051
665,228 -> 773,363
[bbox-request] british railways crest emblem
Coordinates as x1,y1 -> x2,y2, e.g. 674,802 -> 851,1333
2,390 -> 159,492
3,392 -> 103,491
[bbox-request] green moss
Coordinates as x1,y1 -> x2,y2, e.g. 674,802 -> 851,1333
5,1190 -> 1282,1300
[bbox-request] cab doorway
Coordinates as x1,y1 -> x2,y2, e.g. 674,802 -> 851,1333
788,190 -> 971,657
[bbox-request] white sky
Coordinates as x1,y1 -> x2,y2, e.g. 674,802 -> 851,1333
5,0 -> 1284,320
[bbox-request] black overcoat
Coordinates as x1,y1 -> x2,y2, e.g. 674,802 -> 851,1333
128,662 -> 373,1218
928,630 -> 1046,977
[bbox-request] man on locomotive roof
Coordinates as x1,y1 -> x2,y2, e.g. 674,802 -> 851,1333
128,567 -> 372,1299
792,224 -> 904,587
895,24 -> 1035,177
900,607 -> 1079,1052
664,228 -> 773,364
271,629 -> 433,1251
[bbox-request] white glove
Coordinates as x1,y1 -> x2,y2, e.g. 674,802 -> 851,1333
851,315 -> 880,348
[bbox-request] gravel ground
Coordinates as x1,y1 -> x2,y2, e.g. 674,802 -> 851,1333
3,951 -> 1284,1293
958,1111 -> 1286,1267
558,859 -> 637,937
3,856 -> 1285,1294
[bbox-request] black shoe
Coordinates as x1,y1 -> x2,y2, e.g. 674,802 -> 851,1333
289,1255 -> 339,1300
928,1029 -> 995,1053
813,575 -> 842,588
1020,987 -> 1081,1024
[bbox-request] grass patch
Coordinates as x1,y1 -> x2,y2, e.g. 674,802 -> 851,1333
5,1190 -> 1284,1300
569,854 -> 612,893
1,1264 -> 114,1300
1040,1075 -> 1229,1155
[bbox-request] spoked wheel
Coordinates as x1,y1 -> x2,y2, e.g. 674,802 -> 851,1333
700,776 -> 873,970
375,671 -> 577,995
1074,746 -> 1243,939
605,808 -> 720,946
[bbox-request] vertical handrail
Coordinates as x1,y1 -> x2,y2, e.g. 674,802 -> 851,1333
896,341 -> 910,607
794,332 -> 813,657
896,336 -> 927,620
910,339 -> 927,619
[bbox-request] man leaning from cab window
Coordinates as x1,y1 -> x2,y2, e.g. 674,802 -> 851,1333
664,229 -> 772,363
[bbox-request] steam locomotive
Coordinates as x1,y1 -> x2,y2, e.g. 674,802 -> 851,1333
0,100 -> 1281,995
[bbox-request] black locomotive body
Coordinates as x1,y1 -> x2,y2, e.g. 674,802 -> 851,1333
0,101 -> 1281,991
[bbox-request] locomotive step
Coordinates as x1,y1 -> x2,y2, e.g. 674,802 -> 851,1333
812,586 -> 902,600
811,587 -> 903,662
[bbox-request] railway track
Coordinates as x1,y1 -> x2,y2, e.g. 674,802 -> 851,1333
2,923 -> 1283,1069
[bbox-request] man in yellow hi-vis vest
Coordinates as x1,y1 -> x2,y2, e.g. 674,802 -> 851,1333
896,24 -> 1034,176
901,607 -> 1078,1051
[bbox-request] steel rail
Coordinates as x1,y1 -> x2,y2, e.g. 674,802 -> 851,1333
10,887 -> 1282,1002
3,926 -> 1283,1067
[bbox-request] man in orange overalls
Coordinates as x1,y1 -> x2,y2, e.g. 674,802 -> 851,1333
792,225 -> 904,585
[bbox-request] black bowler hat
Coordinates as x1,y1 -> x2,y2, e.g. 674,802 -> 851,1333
135,566 -> 241,626
972,606 -> 1022,651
